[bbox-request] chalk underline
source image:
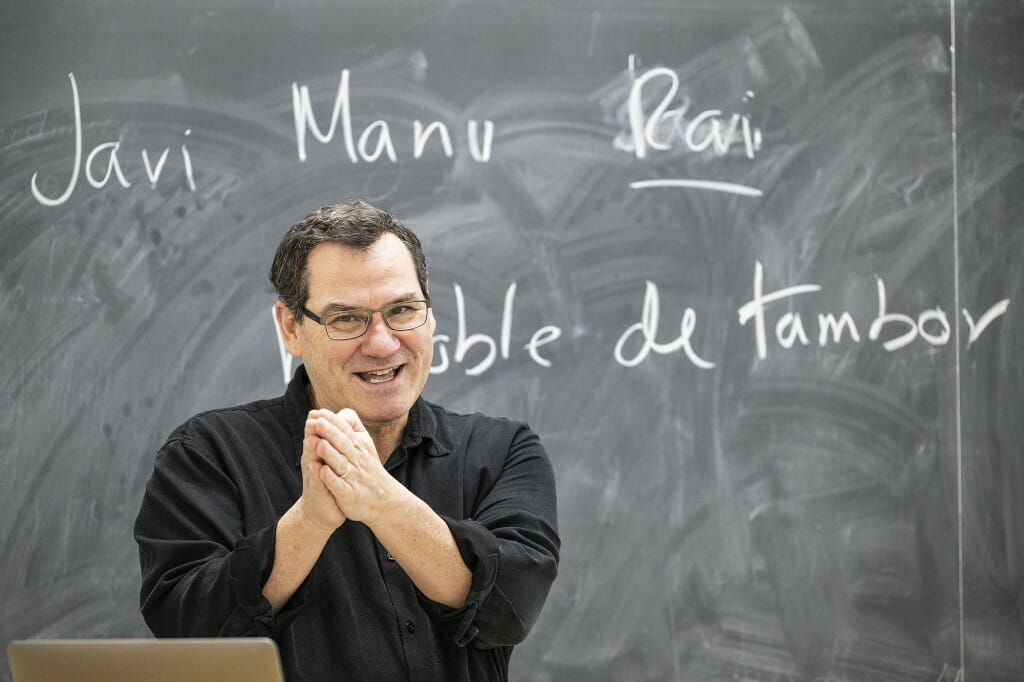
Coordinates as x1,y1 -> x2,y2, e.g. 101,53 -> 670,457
630,178 -> 764,197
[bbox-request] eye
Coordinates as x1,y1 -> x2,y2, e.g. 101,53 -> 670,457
328,311 -> 366,326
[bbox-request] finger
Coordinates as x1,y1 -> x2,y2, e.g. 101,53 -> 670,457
306,458 -> 327,485
312,409 -> 361,441
338,408 -> 366,432
319,460 -> 353,497
315,436 -> 353,478
322,410 -> 378,458
305,410 -> 324,437
301,431 -> 323,468
303,458 -> 335,500
307,411 -> 379,468
309,415 -> 360,459
303,415 -> 327,452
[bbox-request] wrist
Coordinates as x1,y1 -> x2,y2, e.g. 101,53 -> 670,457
292,498 -> 342,537
364,482 -> 417,531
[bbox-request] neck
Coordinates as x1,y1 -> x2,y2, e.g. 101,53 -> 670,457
366,423 -> 404,464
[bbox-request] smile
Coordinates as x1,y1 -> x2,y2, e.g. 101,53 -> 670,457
357,366 -> 402,384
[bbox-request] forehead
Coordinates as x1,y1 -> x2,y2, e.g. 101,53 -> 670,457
304,234 -> 420,303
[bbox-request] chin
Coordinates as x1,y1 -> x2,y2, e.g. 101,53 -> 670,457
357,399 -> 414,425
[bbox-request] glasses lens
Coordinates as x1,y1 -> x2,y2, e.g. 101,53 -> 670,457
384,301 -> 428,330
324,311 -> 370,339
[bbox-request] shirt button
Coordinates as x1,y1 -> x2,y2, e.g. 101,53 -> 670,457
405,620 -> 416,634
386,552 -> 395,561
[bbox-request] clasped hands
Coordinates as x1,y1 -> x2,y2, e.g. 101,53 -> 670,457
299,407 -> 397,533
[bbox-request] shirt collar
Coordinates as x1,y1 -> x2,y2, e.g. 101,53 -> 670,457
401,397 -> 449,458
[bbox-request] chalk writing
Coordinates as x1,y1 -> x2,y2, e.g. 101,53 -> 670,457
292,69 -> 494,163
1011,92 -> 1024,132
962,298 -> 1011,346
617,55 -> 764,197
272,307 -> 295,385
738,261 -> 822,359
630,178 -> 763,197
271,281 -> 564,384
30,73 -> 196,207
431,282 -> 562,376
272,268 -> 1010,380
610,268 -> 1010,368
613,281 -> 716,369
734,261 -> 1008,358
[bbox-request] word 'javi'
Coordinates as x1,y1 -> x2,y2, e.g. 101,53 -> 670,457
292,69 -> 494,163
30,73 -> 195,207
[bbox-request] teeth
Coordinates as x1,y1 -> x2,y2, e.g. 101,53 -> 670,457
361,368 -> 396,384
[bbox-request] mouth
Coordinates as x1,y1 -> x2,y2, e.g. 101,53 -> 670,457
355,365 -> 403,384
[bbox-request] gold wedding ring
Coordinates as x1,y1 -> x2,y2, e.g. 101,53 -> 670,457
340,460 -> 353,479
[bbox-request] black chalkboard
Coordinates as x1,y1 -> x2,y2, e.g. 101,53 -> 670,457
3,1 -> 1023,680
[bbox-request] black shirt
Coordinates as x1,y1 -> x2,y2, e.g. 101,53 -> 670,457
134,366 -> 559,682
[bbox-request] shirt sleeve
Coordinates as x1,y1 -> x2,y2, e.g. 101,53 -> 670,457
423,423 -> 560,648
133,432 -> 305,638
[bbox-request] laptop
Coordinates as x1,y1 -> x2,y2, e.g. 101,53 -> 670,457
7,638 -> 286,682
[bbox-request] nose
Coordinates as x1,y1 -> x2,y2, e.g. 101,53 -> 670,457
359,313 -> 402,357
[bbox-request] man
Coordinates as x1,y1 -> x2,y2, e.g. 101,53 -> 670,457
134,201 -> 560,681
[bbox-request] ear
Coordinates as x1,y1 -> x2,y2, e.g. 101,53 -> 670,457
274,300 -> 305,359
426,306 -> 437,335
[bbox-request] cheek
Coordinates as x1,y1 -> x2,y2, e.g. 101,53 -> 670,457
303,335 -> 350,370
413,328 -> 435,361
324,344 -> 355,368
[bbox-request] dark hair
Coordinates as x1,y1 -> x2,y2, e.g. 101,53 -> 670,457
269,200 -> 429,320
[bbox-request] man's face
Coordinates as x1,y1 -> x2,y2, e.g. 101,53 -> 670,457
283,234 -> 435,435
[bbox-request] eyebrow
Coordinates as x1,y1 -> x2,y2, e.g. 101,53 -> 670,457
320,293 -> 423,313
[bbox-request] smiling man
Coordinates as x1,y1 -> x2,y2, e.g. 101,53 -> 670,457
134,201 -> 560,682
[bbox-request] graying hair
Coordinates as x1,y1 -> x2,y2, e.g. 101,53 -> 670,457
269,200 -> 430,320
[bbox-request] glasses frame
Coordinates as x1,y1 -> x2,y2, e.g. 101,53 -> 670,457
300,300 -> 431,340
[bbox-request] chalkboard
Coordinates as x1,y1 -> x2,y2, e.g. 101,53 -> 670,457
2,1 -> 1022,680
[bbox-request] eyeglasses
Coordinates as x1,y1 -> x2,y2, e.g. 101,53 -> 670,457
301,300 -> 430,340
